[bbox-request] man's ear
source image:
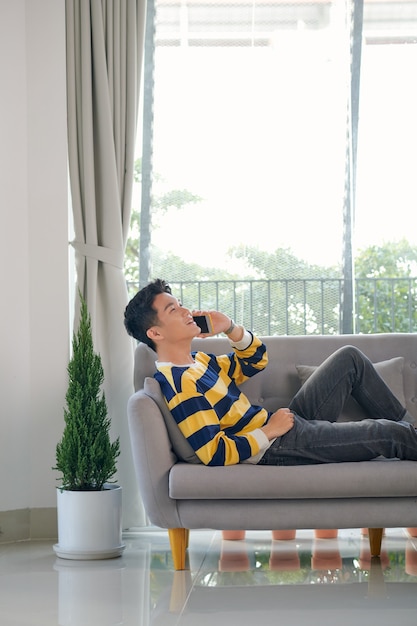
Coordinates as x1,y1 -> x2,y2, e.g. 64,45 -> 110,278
146,326 -> 163,344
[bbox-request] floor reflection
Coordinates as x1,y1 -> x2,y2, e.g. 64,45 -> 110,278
150,529 -> 417,626
1,529 -> 417,625
54,558 -> 126,625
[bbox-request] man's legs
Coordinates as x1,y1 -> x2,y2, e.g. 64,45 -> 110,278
258,415 -> 417,465
259,345 -> 416,466
289,345 -> 407,423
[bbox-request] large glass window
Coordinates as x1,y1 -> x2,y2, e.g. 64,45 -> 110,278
127,0 -> 417,334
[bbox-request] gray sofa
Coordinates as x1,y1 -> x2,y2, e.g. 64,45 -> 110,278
127,332 -> 417,570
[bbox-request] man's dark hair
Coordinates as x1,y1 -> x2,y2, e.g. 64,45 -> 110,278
124,279 -> 172,350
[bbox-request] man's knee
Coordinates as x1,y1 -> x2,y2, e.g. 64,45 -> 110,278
336,345 -> 361,358
333,345 -> 365,366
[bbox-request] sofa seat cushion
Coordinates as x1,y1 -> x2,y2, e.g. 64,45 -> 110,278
169,459 -> 417,499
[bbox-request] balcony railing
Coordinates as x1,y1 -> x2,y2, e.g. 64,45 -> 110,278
127,277 -> 417,335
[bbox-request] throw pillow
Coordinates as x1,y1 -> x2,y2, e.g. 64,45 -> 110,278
295,356 -> 405,422
143,377 -> 201,464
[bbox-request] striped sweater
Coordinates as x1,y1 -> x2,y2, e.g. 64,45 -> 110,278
154,332 -> 271,466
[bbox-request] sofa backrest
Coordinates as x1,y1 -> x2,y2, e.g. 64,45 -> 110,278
133,333 -> 417,422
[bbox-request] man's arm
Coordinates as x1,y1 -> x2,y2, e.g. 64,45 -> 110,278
216,329 -> 269,386
167,389 -> 270,466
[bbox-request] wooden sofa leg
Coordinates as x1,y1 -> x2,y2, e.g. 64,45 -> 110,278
168,528 -> 189,570
368,528 -> 384,557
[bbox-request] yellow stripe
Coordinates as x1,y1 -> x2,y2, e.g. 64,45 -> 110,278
198,434 -> 240,466
179,410 -> 218,439
205,377 -> 228,405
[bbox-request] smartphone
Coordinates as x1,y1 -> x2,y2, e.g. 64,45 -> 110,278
193,314 -> 214,334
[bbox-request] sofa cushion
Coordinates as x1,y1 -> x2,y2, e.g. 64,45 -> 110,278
296,356 -> 406,422
144,377 -> 201,464
169,458 -> 417,499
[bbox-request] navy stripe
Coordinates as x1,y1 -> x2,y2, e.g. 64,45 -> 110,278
225,407 -> 262,434
215,392 -> 236,416
209,438 -> 226,466
188,423 -> 218,452
171,395 -> 212,425
227,357 -> 237,379
207,435 -> 252,466
235,436 -> 252,459
154,372 -> 176,402
171,367 -> 186,392
238,344 -> 267,377
196,356 -> 221,391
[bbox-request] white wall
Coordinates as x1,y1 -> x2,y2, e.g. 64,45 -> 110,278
0,0 -> 69,533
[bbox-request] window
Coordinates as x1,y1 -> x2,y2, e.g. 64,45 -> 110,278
127,0 -> 417,334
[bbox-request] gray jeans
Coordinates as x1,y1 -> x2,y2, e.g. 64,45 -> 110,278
258,345 -> 417,466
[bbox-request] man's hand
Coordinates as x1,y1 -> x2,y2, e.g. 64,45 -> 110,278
261,408 -> 295,441
192,310 -> 243,341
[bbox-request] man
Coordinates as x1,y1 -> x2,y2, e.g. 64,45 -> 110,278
124,279 -> 417,467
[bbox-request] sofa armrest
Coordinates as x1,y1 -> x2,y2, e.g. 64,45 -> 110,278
127,390 -> 182,529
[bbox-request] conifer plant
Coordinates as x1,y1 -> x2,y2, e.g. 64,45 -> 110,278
54,294 -> 120,491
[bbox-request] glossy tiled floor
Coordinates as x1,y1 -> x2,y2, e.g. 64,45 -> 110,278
1,528 -> 417,625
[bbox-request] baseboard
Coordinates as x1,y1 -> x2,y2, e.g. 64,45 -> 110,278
0,508 -> 57,543
0,509 -> 30,542
30,507 -> 58,539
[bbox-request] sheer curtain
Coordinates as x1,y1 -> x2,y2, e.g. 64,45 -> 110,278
66,0 -> 146,527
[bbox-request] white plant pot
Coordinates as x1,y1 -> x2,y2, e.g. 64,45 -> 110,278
53,484 -> 125,560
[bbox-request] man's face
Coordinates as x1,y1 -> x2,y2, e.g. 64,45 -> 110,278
149,292 -> 201,343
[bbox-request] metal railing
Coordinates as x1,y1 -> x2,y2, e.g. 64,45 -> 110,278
127,277 -> 417,335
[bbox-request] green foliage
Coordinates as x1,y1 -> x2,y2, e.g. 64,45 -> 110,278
54,295 -> 120,491
125,158 -> 417,334
125,159 -> 203,286
355,240 -> 417,333
355,239 -> 417,279
228,246 -> 342,334
230,245 -> 339,280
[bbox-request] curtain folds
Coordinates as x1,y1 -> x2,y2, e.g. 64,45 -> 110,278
66,0 -> 147,527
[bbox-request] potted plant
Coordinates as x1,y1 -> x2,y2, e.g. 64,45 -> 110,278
53,294 -> 124,560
